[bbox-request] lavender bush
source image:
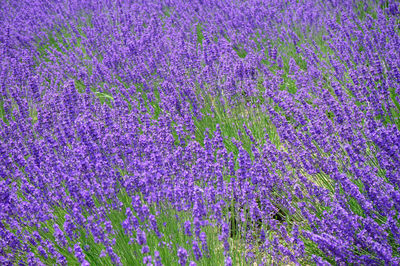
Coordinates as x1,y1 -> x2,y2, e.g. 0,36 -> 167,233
1,0 -> 400,265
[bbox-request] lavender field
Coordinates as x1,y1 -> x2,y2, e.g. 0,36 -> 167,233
1,0 -> 400,265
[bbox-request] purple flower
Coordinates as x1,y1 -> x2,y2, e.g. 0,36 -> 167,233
154,250 -> 162,266
199,232 -> 209,255
219,222 -> 229,242
37,245 -> 48,259
192,240 -> 202,261
184,220 -> 192,236
225,256 -> 232,266
64,214 -> 77,240
74,243 -> 85,264
142,245 -> 150,254
177,247 -> 188,266
136,229 -> 147,246
143,255 -> 152,265
149,214 -> 162,238
99,250 -> 107,258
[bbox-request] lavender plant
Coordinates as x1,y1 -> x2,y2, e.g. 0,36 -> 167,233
1,0 -> 400,265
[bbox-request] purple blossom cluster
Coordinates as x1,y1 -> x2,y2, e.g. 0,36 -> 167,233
1,0 -> 400,265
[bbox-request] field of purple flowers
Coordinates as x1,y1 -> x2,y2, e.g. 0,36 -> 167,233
1,0 -> 400,265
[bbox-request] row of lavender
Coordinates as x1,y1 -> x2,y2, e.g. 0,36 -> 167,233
1,0 -> 400,265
